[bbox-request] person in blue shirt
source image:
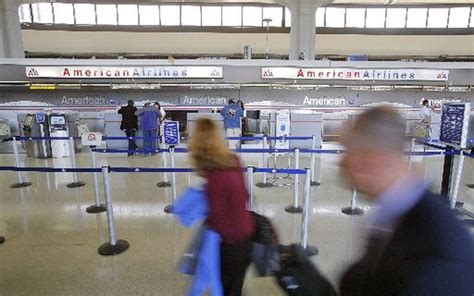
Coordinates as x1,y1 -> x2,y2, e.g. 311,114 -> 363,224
135,103 -> 161,155
221,99 -> 243,149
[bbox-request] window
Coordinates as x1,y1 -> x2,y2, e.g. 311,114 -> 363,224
117,5 -> 138,25
139,5 -> 159,25
74,4 -> 95,25
427,8 -> 448,28
325,7 -> 345,28
243,6 -> 262,27
160,5 -> 180,26
406,8 -> 427,28
263,7 -> 283,27
32,3 -> 53,24
202,6 -> 221,26
448,7 -> 470,28
345,8 -> 365,28
386,8 -> 406,28
19,4 -> 32,23
285,8 -> 291,27
316,8 -> 325,27
96,4 -> 117,25
366,8 -> 385,28
181,5 -> 201,26
222,6 -> 242,27
53,3 -> 74,24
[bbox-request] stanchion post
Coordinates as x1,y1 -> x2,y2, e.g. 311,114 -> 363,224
408,138 -> 415,171
67,137 -> 86,188
310,135 -> 321,187
10,136 -> 32,188
300,168 -> 318,256
285,148 -> 303,213
450,151 -> 465,209
157,145 -> 171,188
247,166 -> 255,211
98,166 -> 129,256
86,146 -> 106,214
164,146 -> 177,213
256,135 -> 272,188
342,188 -> 364,215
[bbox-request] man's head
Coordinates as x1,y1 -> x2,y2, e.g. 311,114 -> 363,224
422,99 -> 429,106
339,106 -> 408,199
228,99 -> 236,105
144,102 -> 150,107
127,100 -> 134,107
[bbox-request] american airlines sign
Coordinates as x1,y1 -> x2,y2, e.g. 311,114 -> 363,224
261,67 -> 449,81
26,66 -> 223,79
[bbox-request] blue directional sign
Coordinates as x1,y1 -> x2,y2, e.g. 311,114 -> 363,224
35,113 -> 46,124
439,103 -> 469,147
164,121 -> 180,145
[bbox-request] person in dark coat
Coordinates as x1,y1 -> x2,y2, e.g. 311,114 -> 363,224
336,106 -> 474,296
118,100 -> 138,156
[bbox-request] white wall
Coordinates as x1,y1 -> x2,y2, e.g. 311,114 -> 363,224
22,30 -> 474,57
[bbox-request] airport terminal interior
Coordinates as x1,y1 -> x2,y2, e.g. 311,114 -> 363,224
0,0 -> 473,295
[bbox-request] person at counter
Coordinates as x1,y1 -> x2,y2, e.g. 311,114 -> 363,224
118,100 -> 138,156
154,102 -> 166,143
135,103 -> 161,156
221,99 -> 243,149
236,100 -> 247,135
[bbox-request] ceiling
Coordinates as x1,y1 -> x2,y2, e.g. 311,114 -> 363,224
17,0 -> 474,5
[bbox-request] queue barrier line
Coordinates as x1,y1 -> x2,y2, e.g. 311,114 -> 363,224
0,165 -> 307,175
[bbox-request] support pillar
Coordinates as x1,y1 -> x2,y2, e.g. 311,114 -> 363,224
0,0 -> 25,58
287,0 -> 317,60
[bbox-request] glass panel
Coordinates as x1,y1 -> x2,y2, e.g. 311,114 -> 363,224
19,4 -> 32,23
160,5 -> 180,26
53,3 -> 74,24
345,8 -> 365,28
316,7 -> 325,27
118,5 -> 138,25
222,6 -> 242,27
32,3 -> 53,24
139,5 -> 159,25
181,5 -> 201,26
325,7 -> 345,28
202,6 -> 221,26
406,8 -> 427,28
448,7 -> 470,28
74,4 -> 96,25
96,4 -> 117,25
427,8 -> 448,28
263,7 -> 283,27
243,6 -> 262,27
285,7 -> 291,27
366,8 -> 385,28
386,8 -> 406,28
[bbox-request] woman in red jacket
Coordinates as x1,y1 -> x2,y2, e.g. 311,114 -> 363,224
189,118 -> 256,296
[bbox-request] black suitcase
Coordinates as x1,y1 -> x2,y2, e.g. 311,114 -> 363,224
275,244 -> 337,296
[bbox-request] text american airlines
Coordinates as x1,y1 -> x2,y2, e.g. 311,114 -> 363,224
262,67 -> 449,81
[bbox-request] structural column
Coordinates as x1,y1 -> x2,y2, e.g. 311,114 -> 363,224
286,0 -> 317,60
0,0 -> 25,58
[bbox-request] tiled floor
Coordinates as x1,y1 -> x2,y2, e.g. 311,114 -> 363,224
0,144 -> 472,295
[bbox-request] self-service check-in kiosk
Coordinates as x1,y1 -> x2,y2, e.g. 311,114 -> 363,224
0,119 -> 11,140
20,113 -> 52,159
49,114 -> 70,158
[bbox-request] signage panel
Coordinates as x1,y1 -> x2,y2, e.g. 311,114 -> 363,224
81,132 -> 103,146
262,67 -> 449,81
26,66 -> 223,79
439,103 -> 470,148
275,110 -> 290,150
163,121 -> 180,145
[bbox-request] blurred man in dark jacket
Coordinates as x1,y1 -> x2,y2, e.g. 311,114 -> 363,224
336,106 -> 474,295
118,100 -> 138,156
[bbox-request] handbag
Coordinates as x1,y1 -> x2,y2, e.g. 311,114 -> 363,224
178,226 -> 205,275
250,211 -> 280,277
